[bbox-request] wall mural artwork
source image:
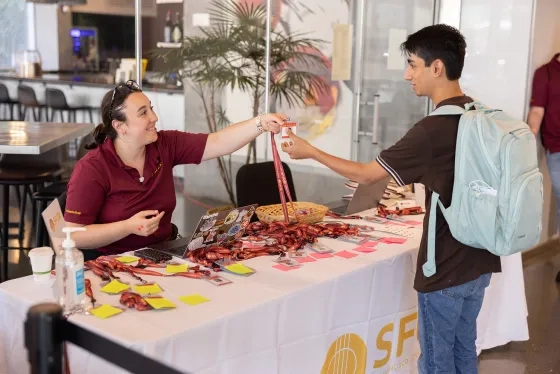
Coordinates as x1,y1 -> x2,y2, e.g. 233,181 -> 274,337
237,0 -> 351,142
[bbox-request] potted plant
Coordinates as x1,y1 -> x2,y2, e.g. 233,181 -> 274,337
150,0 -> 330,206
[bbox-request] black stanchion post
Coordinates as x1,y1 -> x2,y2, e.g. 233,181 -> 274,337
24,303 -> 64,374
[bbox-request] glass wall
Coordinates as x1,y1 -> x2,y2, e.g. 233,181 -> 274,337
0,0 -> 27,69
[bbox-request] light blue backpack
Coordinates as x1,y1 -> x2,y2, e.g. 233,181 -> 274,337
423,101 -> 544,277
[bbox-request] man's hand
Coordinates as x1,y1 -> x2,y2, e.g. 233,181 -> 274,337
280,130 -> 317,160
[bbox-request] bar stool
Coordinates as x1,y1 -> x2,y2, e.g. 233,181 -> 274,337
17,85 -> 47,121
0,83 -> 18,120
45,88 -> 96,158
45,88 -> 95,123
0,148 -> 65,282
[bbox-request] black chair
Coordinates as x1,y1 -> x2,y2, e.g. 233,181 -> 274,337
17,85 -> 47,121
236,161 -> 297,209
0,83 -> 18,120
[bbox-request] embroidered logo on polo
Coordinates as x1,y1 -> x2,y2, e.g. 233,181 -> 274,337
65,209 -> 81,215
152,161 -> 163,177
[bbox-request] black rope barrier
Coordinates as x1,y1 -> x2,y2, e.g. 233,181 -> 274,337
25,303 -> 188,374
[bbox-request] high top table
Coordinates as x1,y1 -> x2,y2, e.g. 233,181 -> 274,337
0,211 -> 529,374
0,121 -> 94,155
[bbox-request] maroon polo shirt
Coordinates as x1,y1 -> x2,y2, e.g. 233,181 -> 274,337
64,130 -> 208,255
531,53 -> 560,152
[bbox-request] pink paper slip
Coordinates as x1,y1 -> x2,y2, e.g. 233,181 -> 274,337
380,237 -> 408,244
295,256 -> 317,264
363,241 -> 378,247
335,250 -> 359,259
273,264 -> 300,272
310,252 -> 334,260
403,220 -> 422,226
353,246 -> 376,253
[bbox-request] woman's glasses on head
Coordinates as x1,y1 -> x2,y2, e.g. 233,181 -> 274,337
109,80 -> 142,119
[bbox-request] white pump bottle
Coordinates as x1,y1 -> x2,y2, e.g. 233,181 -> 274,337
55,227 -> 87,314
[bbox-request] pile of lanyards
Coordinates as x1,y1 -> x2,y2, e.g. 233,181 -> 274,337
187,131 -> 359,267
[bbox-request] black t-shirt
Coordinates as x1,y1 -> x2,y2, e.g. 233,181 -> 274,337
377,95 -> 501,293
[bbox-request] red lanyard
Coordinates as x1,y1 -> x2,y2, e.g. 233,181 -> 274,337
270,132 -> 296,223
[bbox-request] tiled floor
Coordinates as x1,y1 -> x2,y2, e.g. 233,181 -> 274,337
1,187 -> 560,373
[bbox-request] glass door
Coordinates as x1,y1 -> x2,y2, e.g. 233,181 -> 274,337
351,0 -> 436,163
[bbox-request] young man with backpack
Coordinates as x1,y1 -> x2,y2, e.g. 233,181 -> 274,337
528,53 -> 560,282
281,24 -> 542,373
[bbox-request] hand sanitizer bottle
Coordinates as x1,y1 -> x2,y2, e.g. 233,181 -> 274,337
55,227 -> 87,314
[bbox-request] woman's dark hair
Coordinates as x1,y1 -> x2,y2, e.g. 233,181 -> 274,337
86,80 -> 142,149
400,24 -> 467,81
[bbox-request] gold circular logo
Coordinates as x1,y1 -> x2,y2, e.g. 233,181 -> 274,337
321,333 -> 367,374
49,218 -> 55,232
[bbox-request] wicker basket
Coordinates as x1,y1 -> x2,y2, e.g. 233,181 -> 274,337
256,202 -> 329,224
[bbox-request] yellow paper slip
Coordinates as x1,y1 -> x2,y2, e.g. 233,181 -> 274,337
115,256 -> 139,263
179,294 -> 210,306
165,264 -> 188,274
90,304 -> 124,319
225,263 -> 253,275
145,297 -> 176,309
100,280 -> 130,294
134,283 -> 163,294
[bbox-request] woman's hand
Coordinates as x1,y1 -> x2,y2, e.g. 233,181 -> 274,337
260,113 -> 287,134
281,129 -> 317,160
126,210 -> 165,236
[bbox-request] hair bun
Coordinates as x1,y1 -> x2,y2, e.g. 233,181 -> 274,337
86,123 -> 106,150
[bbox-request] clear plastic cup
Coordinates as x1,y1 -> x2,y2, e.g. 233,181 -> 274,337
28,247 -> 54,282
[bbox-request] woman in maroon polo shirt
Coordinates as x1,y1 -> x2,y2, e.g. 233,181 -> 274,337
63,80 -> 285,258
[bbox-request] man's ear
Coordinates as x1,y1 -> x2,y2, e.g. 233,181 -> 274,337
431,59 -> 445,78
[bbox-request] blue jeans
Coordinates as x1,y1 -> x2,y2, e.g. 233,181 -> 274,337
546,151 -> 560,234
417,273 -> 492,374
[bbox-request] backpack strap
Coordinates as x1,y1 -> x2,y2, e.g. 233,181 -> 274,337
429,105 -> 467,116
423,191 -> 440,277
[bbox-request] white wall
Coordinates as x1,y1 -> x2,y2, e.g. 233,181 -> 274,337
531,0 -> 560,67
459,0 -> 534,121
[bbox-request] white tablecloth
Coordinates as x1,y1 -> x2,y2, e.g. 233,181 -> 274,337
0,211 -> 528,374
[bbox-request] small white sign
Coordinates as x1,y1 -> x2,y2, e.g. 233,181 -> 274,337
41,199 -> 66,252
192,13 -> 210,27
414,183 -> 426,210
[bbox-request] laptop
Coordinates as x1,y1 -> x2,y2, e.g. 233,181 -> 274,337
327,177 -> 391,216
137,204 -> 258,259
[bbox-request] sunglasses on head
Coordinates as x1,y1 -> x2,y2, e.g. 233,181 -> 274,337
109,80 -> 142,120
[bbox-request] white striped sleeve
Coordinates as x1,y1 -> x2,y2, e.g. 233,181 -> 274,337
376,155 -> 406,186
375,123 -> 432,186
